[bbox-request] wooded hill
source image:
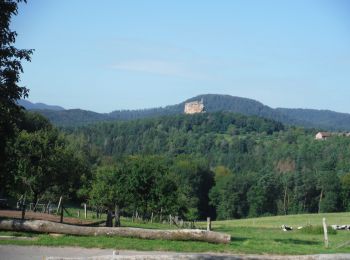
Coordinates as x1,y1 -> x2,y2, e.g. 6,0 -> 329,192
63,112 -> 350,219
25,94 -> 350,131
4,109 -> 350,222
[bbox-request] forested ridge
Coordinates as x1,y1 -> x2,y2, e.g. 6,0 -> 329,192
27,94 -> 350,131
62,112 -> 350,219
3,109 -> 350,224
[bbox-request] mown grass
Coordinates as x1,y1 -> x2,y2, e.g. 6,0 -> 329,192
1,212 -> 350,255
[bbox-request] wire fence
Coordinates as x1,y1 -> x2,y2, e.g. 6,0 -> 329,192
2,197 -> 209,230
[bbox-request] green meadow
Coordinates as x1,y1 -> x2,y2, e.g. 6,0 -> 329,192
1,212 -> 350,255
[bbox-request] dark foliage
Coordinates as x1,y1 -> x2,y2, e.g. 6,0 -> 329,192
0,0 -> 33,196
28,94 -> 350,131
64,111 -> 350,219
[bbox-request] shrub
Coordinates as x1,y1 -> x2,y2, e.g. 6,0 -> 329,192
299,225 -> 337,235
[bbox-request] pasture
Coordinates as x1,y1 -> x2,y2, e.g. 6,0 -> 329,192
1,212 -> 350,255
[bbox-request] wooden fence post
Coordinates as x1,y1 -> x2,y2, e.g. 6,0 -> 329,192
21,205 -> 26,220
114,204 -> 120,227
45,201 -> 50,214
207,217 -> 211,231
21,196 -> 26,220
17,195 -> 23,209
323,217 -> 329,248
57,196 -> 62,214
60,204 -> 64,223
33,199 -> 39,212
77,210 -> 80,218
84,203 -> 87,219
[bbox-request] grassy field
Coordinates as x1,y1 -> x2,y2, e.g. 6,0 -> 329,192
1,212 -> 350,255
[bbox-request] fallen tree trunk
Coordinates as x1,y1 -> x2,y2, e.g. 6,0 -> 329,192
0,219 -> 231,244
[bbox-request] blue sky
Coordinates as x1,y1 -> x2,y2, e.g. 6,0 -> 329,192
13,0 -> 350,113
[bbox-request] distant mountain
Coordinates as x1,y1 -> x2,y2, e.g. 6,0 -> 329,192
36,109 -> 109,126
24,94 -> 350,131
276,108 -> 350,131
18,99 -> 65,111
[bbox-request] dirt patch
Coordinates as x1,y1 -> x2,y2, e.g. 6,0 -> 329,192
0,210 -> 98,225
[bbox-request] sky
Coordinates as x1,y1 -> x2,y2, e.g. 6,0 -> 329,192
13,0 -> 350,113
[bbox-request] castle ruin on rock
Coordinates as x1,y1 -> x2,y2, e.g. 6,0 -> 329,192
184,99 -> 205,114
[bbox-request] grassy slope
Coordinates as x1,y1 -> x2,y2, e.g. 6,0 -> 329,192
1,212 -> 350,255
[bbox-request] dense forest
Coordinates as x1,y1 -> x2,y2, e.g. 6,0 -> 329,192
26,94 -> 350,131
65,112 -> 350,219
3,109 -> 350,224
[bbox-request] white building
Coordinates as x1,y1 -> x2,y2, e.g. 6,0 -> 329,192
315,132 -> 331,140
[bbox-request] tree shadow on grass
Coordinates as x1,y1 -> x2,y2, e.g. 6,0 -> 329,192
213,227 -> 233,233
230,236 -> 249,242
274,238 -> 320,245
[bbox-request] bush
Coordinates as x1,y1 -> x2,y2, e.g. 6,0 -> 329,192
299,225 -> 337,235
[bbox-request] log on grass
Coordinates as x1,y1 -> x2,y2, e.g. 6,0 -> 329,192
0,219 -> 231,244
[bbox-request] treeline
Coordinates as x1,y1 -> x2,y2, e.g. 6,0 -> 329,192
1,111 -> 216,224
1,112 -> 92,204
88,155 -> 215,225
3,111 -> 350,224
32,94 -> 350,131
66,112 -> 284,159
65,112 -> 350,219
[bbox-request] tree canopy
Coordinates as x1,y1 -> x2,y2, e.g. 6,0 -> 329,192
0,0 -> 33,196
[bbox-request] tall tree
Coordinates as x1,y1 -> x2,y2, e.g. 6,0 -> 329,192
247,174 -> 281,217
9,127 -> 85,203
341,173 -> 350,211
89,156 -> 181,226
89,165 -> 128,227
0,0 -> 33,195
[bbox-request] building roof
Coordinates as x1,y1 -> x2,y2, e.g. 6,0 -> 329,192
317,132 -> 331,137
